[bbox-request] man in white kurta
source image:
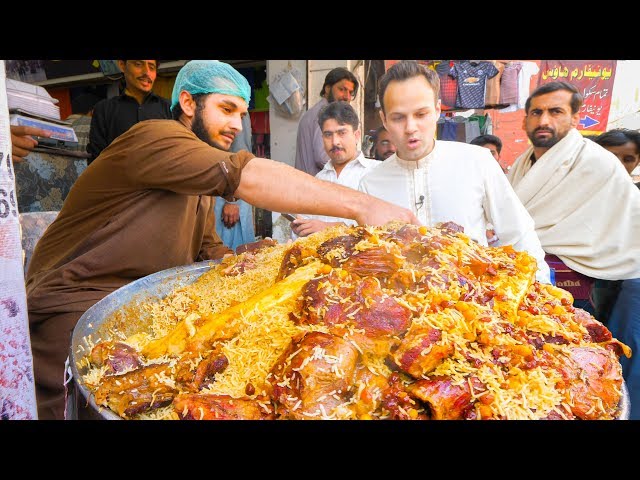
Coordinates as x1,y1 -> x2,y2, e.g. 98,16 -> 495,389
359,60 -> 550,283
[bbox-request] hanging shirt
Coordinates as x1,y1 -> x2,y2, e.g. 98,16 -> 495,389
499,62 -> 522,105
358,140 -> 550,283
311,152 -> 379,225
449,61 -> 499,109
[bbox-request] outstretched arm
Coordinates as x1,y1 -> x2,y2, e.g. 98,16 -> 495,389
234,157 -> 418,227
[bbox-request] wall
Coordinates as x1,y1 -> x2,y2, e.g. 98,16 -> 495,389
267,60 -> 307,167
608,60 -> 640,130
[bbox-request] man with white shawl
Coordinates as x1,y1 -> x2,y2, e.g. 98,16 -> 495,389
508,81 -> 640,419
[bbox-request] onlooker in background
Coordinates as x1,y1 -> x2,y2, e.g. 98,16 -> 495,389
507,81 -> 640,419
594,128 -> 640,188
87,60 -> 171,164
9,125 -> 51,162
66,92 -> 101,153
292,101 -> 378,237
470,134 -> 502,163
371,125 -> 397,160
214,114 -> 256,251
294,67 -> 359,176
358,60 -> 550,283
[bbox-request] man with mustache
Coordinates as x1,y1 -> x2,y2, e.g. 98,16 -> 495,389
292,101 -> 378,237
507,81 -> 640,419
358,60 -> 550,283
25,60 -> 417,419
87,60 -> 171,164
295,67 -> 359,176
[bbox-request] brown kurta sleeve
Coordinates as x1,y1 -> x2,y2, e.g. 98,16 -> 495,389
104,120 -> 255,200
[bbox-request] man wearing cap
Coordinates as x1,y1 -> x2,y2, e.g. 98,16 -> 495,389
25,60 -> 417,420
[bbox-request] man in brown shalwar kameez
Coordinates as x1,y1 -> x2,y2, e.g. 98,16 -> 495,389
25,60 -> 417,419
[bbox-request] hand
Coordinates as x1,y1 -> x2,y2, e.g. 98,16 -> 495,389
221,202 -> 240,228
355,197 -> 419,227
10,125 -> 52,163
291,217 -> 335,237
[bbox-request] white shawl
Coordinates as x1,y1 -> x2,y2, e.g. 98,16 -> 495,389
507,128 -> 640,280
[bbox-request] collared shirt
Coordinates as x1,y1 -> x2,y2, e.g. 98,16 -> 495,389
359,140 -> 550,283
87,91 -> 171,163
311,152 -> 379,225
294,98 -> 331,176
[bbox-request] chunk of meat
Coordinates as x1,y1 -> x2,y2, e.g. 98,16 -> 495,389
350,277 -> 412,337
380,372 -> 428,420
94,364 -> 177,418
437,221 -> 465,235
407,376 -> 475,420
342,246 -> 401,279
174,350 -> 229,391
90,341 -> 141,375
554,346 -> 623,420
269,332 -> 359,419
352,365 -> 391,418
317,233 -> 364,268
296,275 -> 411,339
277,244 -> 319,280
173,393 -> 274,420
572,308 -> 612,343
235,237 -> 278,255
392,327 -> 454,378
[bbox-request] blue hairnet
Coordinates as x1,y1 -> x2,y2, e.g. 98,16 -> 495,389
170,60 -> 251,111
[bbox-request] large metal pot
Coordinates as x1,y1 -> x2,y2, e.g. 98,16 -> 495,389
68,261 -> 632,420
68,260 -> 219,420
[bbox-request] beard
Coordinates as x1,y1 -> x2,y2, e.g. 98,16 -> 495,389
527,127 -> 561,149
191,108 -> 229,151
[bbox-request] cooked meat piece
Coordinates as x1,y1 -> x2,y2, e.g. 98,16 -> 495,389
350,277 -> 411,337
235,237 -> 278,255
173,393 -> 274,420
269,332 -> 359,419
407,376 -> 475,420
295,271 -> 351,326
90,341 -> 141,375
316,233 -> 364,267
94,364 -> 177,418
555,346 -> 623,420
277,244 -> 319,280
352,365 -> 391,418
393,327 -> 454,378
174,350 -> 229,391
572,308 -> 613,343
342,246 -> 401,279
296,274 -> 411,339
437,221 -> 465,235
380,372 -> 428,420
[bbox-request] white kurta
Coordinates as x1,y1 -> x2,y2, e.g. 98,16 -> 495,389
359,140 -> 550,283
312,152 -> 380,225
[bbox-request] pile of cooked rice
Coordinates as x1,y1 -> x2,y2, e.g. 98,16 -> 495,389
77,222 -> 630,420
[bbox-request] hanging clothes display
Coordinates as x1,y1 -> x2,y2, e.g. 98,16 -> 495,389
499,61 -> 522,105
484,60 -> 506,108
449,61 -> 499,109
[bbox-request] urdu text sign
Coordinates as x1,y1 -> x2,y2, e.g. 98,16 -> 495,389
538,60 -> 616,136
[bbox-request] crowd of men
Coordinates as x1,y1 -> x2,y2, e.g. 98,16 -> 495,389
10,59 -> 640,420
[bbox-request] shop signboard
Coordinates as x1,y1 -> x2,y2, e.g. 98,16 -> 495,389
538,60 -> 617,136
